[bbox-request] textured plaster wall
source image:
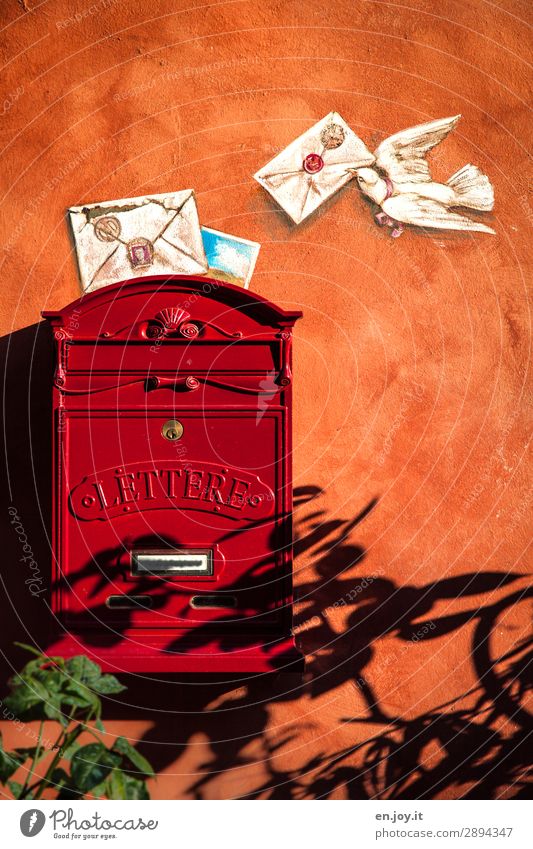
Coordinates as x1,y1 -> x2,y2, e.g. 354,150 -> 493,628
0,0 -> 531,799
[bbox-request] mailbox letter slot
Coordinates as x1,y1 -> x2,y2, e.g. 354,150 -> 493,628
131,549 -> 214,577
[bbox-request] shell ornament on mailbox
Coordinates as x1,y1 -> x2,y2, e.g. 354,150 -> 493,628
43,276 -> 303,673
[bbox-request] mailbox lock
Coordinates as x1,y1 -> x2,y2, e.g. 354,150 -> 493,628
162,419 -> 183,441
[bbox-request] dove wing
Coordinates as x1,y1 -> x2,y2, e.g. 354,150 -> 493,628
375,115 -> 461,184
383,193 -> 495,234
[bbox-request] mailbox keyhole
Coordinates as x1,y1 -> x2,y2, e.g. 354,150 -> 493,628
162,419 -> 183,441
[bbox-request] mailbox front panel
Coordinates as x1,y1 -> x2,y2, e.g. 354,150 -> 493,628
44,276 -> 303,673
62,409 -> 285,629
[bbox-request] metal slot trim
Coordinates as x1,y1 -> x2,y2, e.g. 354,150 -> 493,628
106,595 -> 153,609
131,549 -> 214,577
190,595 -> 237,609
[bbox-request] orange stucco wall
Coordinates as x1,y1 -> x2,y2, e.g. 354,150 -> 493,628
0,0 -> 531,799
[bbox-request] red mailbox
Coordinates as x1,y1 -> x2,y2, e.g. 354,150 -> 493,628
42,276 -> 303,673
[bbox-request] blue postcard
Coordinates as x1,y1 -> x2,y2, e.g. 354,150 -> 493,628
201,227 -> 260,289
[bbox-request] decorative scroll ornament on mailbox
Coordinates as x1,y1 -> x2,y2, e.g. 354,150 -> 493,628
43,275 -> 303,674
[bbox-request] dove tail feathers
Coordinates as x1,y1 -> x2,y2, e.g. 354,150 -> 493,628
447,164 -> 494,211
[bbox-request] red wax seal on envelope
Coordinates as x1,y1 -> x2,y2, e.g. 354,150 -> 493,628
303,153 -> 324,174
254,111 -> 376,224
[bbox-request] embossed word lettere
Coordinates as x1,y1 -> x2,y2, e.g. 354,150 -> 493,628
69,461 -> 275,522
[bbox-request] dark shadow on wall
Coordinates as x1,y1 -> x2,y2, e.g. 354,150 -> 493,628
126,488 -> 532,800
0,323 -> 54,680
0,325 -> 531,800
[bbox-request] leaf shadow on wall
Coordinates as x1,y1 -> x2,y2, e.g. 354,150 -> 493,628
0,324 -> 530,800
131,487 -> 532,800
40,485 -> 531,799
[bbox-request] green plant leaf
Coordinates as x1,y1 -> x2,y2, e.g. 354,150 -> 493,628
8,780 -> 24,798
0,736 -> 28,782
90,779 -> 108,798
43,695 -> 66,725
112,737 -> 154,777
91,674 -> 126,695
62,739 -> 81,760
118,772 -> 149,800
124,773 -> 150,799
71,743 -> 121,793
12,659 -> 45,679
13,642 -> 45,659
14,644 -> 65,671
4,660 -> 72,721
62,687 -> 97,710
105,768 -> 127,799
66,656 -> 102,686
61,696 -> 92,713
33,668 -> 64,695
3,684 -> 43,717
95,719 -> 106,733
4,649 -> 132,800
49,766 -> 83,800
50,768 -> 71,790
21,676 -> 50,703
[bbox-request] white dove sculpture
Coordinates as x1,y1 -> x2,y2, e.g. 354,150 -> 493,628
352,115 -> 495,237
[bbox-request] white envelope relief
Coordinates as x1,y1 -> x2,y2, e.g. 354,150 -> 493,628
68,190 -> 208,292
254,111 -> 375,224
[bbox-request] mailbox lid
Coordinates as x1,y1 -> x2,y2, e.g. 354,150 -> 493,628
43,274 -> 301,346
44,276 -> 300,406
54,352 -> 287,410
64,340 -> 279,374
